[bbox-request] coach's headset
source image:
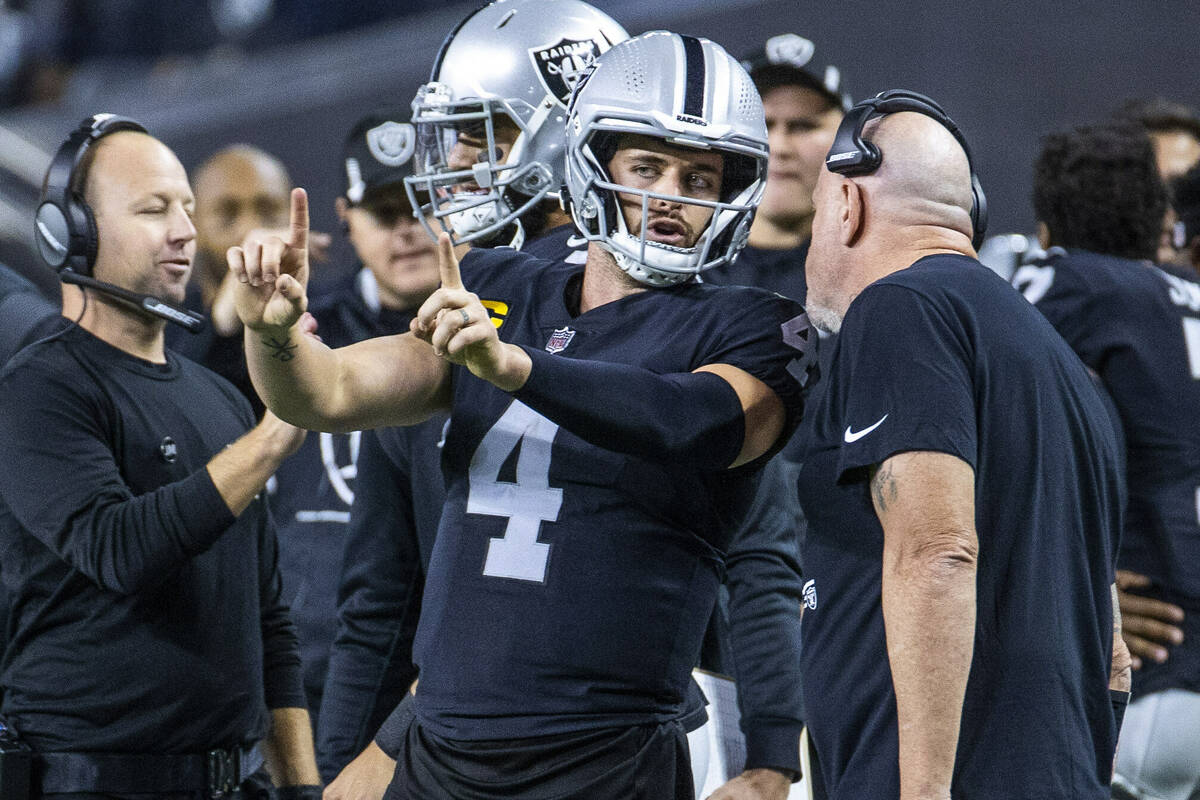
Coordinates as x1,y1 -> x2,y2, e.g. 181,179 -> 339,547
34,113 -> 205,333
824,89 -> 988,251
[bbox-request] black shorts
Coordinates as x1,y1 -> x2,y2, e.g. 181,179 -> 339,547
384,715 -> 694,800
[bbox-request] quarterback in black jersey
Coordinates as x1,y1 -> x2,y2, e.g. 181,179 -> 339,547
1019,121 -> 1200,800
799,103 -> 1125,799
232,32 -> 815,800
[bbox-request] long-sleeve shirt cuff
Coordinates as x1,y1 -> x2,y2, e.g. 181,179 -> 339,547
743,717 -> 804,777
174,467 -> 238,554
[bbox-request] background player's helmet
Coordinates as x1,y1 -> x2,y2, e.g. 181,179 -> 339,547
563,31 -> 769,286
405,0 -> 629,248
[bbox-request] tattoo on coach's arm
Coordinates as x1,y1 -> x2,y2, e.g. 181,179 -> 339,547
263,335 -> 297,362
870,462 -> 899,514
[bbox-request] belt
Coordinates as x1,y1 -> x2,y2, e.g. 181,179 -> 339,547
37,745 -> 263,797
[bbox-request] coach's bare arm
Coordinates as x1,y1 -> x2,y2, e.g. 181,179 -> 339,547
871,451 -> 978,800
229,189 -> 451,432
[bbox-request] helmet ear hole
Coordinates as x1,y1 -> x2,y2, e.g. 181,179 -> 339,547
721,154 -> 759,204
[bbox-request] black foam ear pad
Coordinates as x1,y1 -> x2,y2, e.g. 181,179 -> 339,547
79,197 -> 99,271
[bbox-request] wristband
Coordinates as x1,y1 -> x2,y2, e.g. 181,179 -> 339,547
1111,688 -> 1131,731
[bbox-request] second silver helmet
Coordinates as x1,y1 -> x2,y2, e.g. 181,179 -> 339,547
405,0 -> 629,248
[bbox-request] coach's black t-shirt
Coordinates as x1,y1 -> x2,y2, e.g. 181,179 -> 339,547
797,254 -> 1122,799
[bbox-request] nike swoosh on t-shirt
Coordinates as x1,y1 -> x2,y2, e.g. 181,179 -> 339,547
844,414 -> 888,443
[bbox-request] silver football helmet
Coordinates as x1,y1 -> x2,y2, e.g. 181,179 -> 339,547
405,0 -> 629,248
563,31 -> 769,286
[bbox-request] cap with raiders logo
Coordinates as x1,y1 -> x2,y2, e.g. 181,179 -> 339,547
740,33 -> 852,112
342,109 -> 418,205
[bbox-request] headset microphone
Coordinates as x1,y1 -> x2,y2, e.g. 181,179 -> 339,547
34,113 -> 207,334
60,270 -> 206,333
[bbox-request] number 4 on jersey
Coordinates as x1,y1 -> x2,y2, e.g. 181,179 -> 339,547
468,400 -> 562,582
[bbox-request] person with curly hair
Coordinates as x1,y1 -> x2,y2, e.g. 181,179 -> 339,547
1016,121 -> 1200,800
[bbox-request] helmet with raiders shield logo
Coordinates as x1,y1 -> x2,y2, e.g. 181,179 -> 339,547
405,0 -> 629,248
563,31 -> 769,286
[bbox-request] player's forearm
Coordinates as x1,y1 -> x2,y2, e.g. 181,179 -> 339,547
246,325 -> 451,432
262,706 -> 321,787
244,320 -> 348,429
881,527 -> 977,799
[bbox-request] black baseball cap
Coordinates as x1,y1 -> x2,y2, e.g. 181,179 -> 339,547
740,33 -> 851,111
343,109 -> 417,206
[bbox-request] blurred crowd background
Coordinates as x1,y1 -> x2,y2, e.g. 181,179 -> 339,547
0,0 -> 1196,295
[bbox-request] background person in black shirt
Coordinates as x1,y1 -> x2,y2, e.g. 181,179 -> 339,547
1017,121 -> 1200,800
704,32 -> 848,303
0,121 -> 320,799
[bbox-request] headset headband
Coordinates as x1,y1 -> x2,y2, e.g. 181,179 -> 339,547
825,89 -> 987,249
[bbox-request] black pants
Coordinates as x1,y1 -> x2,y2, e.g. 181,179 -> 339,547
384,717 -> 694,800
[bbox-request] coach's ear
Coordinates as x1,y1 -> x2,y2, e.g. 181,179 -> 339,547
1036,221 -> 1051,250
841,178 -> 865,247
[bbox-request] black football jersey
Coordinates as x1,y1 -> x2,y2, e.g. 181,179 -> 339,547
411,247 -> 809,740
1015,249 -> 1200,694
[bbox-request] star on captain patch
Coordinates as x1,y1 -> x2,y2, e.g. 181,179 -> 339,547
545,327 -> 576,354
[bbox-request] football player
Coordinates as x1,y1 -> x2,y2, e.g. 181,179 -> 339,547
404,0 -> 627,253
1015,121 -> 1200,800
326,5 -> 812,799
231,31 -> 816,799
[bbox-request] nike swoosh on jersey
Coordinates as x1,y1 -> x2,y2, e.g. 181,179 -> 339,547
844,414 -> 889,443
566,235 -> 588,248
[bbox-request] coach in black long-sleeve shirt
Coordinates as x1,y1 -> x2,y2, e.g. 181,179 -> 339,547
0,326 -> 304,752
0,123 -> 319,796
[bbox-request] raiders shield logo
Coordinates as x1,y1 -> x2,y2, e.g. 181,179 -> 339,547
366,121 -> 415,167
765,33 -> 815,69
528,37 -> 603,105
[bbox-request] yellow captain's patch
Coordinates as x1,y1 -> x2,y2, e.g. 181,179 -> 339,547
480,300 -> 508,329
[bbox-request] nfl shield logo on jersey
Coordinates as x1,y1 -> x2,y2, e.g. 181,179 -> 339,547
545,327 -> 576,353
528,38 -> 603,105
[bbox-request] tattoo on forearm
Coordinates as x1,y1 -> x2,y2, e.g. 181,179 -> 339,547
870,462 -> 899,514
263,335 -> 297,362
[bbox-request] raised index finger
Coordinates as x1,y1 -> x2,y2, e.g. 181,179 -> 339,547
289,187 -> 309,251
438,232 -> 464,290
